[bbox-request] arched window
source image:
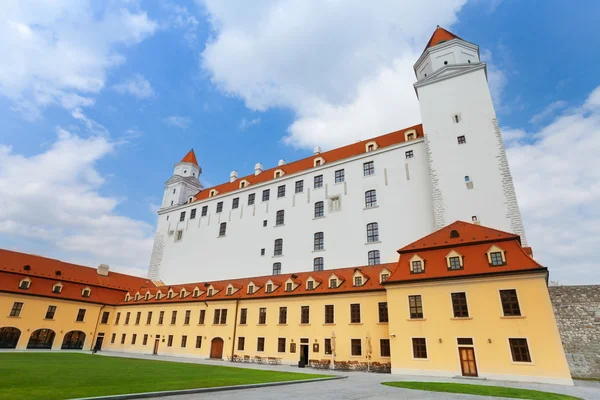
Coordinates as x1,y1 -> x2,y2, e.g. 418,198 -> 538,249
313,257 -> 324,271
365,190 -> 377,208
82,288 -> 91,298
464,175 -> 470,182
368,250 -> 380,265
0,327 -> 21,349
18,278 -> 30,290
52,283 -> 62,294
274,239 -> 283,256
27,329 -> 56,349
367,222 -> 379,242
314,232 -> 324,251
219,222 -> 227,237
61,331 -> 86,350
273,263 -> 282,276
314,201 -> 324,218
276,210 -> 285,226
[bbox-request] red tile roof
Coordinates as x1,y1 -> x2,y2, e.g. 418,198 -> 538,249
192,124 -> 423,202
423,26 -> 461,52
180,149 -> 198,165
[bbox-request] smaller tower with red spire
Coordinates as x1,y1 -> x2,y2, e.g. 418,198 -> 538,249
160,149 -> 203,209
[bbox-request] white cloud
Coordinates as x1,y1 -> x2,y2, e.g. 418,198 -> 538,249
163,115 -> 192,129
529,100 -> 568,125
200,0 -> 467,149
507,86 -> 600,284
112,74 -> 155,99
238,117 -> 261,131
0,128 -> 154,276
0,1 -> 158,119
163,3 -> 200,47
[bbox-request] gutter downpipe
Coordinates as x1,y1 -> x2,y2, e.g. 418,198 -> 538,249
90,304 -> 106,351
230,297 -> 240,362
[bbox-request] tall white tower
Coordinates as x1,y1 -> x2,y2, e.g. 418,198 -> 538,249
161,149 -> 203,209
415,27 -> 527,245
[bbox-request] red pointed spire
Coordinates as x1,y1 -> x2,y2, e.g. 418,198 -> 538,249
181,149 -> 198,166
423,26 -> 461,52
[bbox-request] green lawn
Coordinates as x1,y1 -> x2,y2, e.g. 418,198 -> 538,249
0,353 -> 326,400
382,381 -> 582,400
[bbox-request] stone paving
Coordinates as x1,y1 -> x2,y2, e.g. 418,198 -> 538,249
98,352 -> 600,399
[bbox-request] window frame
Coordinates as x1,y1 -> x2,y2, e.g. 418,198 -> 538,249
248,193 -> 255,206
500,289 -> 521,316
274,238 -> 283,256
232,198 -> 239,209
313,257 -> 324,271
279,306 -> 287,324
300,306 -> 310,324
350,303 -> 361,324
412,338 -> 428,359
314,232 -> 324,250
219,222 -> 227,237
262,189 -> 270,202
334,169 -> 345,183
324,304 -> 334,324
366,222 -> 379,242
9,302 -> 23,317
365,189 -> 377,208
276,210 -> 285,226
509,338 -> 532,363
313,175 -> 323,189
451,292 -> 469,318
272,262 -> 281,276
408,295 -> 424,319
363,161 -> 375,176
378,302 -> 389,323
295,180 -> 304,193
351,338 -> 362,356
277,185 -> 286,198
368,250 -> 380,265
314,201 -> 324,218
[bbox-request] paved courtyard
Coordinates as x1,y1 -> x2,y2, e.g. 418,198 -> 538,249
99,352 -> 600,399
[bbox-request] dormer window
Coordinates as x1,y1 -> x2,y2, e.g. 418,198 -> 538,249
168,291 -> 174,299
274,169 -> 285,179
380,273 -> 389,283
412,261 -> 423,273
450,230 -> 460,238
285,282 -> 292,292
368,144 -> 374,151
486,245 -> 507,266
209,189 -> 218,197
307,281 -> 314,291
248,285 -> 254,294
446,250 -> 464,270
207,288 -> 214,297
329,278 -> 338,288
313,156 -> 325,167
52,283 -> 62,294
404,129 -> 417,141
82,288 -> 91,298
240,180 -> 248,189
266,284 -> 273,293
125,294 -> 131,301
227,287 -> 233,296
193,289 -> 199,298
135,294 -> 140,300
407,133 -> 414,140
365,140 -> 378,152
449,257 -> 461,269
145,293 -> 151,300
354,276 -> 363,287
19,278 -> 31,290
180,290 -> 186,298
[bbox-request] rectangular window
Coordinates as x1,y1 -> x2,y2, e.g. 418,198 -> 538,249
500,289 -> 521,316
181,335 -> 187,348
45,305 -> 57,320
100,311 -> 109,324
272,263 -> 281,275
180,211 -> 186,222
363,161 -> 375,176
380,339 -> 391,357
405,150 -> 414,159
366,222 -> 379,242
412,338 -> 427,359
213,309 -> 220,324
232,198 -> 239,209
196,336 -> 202,348
277,185 -> 286,198
314,175 -> 323,189
351,339 -> 362,356
334,169 -> 345,183
199,309 -> 206,324
184,310 -> 191,325
449,256 -> 462,270
354,276 -> 362,287
146,311 -> 153,325
258,307 -> 267,324
131,334 -> 137,345
490,252 -> 505,266
324,338 -> 332,355
307,281 -> 314,290
329,278 -> 337,288
135,312 -> 141,325
365,190 -> 377,208
220,309 -> 228,324
111,333 -> 116,344
121,334 -> 126,344
325,305 -> 334,324
201,205 -> 208,216
350,303 -> 361,323
278,338 -> 286,353
274,239 -> 283,256
237,337 -> 245,351
314,232 -> 324,250
158,311 -> 164,325
176,230 -> 183,241
378,302 -> 389,323
115,312 -> 121,324
257,337 -> 265,352
509,338 -> 532,362
171,311 -> 177,325
279,307 -> 287,324
301,306 -> 310,324
276,210 -> 285,226
313,257 -> 324,271
295,180 -> 304,193
190,208 -> 197,219
219,222 -> 227,237
457,135 -> 466,144
76,309 -> 86,322
248,193 -> 255,206
125,312 -> 130,325
266,284 -> 272,293
262,189 -> 270,202
167,335 -> 173,347
368,250 -> 380,265
380,273 -> 389,282
409,295 -> 423,319
240,308 -> 247,324
412,260 -> 423,273
314,201 -> 324,218
216,201 -> 223,213
452,292 -> 469,318
285,282 -> 292,292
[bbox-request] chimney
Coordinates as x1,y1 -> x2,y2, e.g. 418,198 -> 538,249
97,264 -> 109,276
278,159 -> 286,166
313,146 -> 321,155
254,163 -> 263,176
230,170 -> 238,183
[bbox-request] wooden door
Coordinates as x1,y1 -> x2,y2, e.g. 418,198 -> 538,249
210,337 -> 224,359
153,339 -> 159,355
95,336 -> 104,351
459,347 -> 478,377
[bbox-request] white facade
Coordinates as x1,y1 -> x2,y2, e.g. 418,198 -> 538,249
148,31 -> 526,284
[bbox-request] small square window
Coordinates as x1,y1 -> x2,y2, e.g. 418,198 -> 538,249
405,150 -> 414,159
458,135 -> 466,144
490,252 -> 504,266
263,220 -> 267,227
407,133 -> 415,140
449,256 -> 461,270
334,169 -> 345,183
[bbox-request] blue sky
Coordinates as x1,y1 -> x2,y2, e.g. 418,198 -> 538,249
1,0 -> 598,284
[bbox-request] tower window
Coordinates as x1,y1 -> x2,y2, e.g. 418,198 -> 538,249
219,223 -> 227,237
248,193 -> 255,205
314,201 -> 324,218
262,189 -> 270,202
314,175 -> 323,189
365,190 -> 377,208
464,176 -> 470,182
173,189 -> 176,194
454,114 -> 461,123
176,230 -> 183,241
180,211 -> 185,222
278,185 -> 286,198
457,135 -> 466,144
261,248 -> 265,256
263,220 -> 267,227
201,206 -> 208,216
232,198 -> 239,209
276,210 -> 285,226
334,169 -> 345,183
190,209 -> 196,219
314,232 -> 324,251
273,263 -> 281,275
405,150 -> 414,159
363,161 -> 375,176
295,180 -> 304,193
216,202 -> 223,213
274,239 -> 283,256
366,222 -> 379,242
368,250 -> 380,265
314,257 -> 324,271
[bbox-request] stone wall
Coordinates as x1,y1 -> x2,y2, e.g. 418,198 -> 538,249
549,285 -> 600,379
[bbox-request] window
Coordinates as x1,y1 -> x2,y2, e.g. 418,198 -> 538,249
201,205 -> 208,216
111,333 -> 116,344
199,310 -> 206,324
354,276 -> 363,286
409,295 -> 423,319
232,198 -> 239,209
412,260 -> 424,273
19,279 -> 30,290
295,180 -> 304,193
301,306 -> 310,324
216,202 -> 223,213
121,334 -> 126,344
367,144 -> 375,152
350,304 -> 361,323
277,185 -> 286,198
279,307 -> 287,324
273,262 -> 281,275
276,210 -> 285,226
314,201 -> 324,218
378,302 -> 388,323
76,309 -> 86,322
335,169 -> 345,183
171,310 -> 177,325
125,312 -> 131,325
407,133 -> 415,140
258,308 -> 267,324
212,309 -> 227,324
366,222 -> 379,242
324,338 -> 332,355
490,252 -> 504,266
363,161 -> 375,176
184,310 -> 191,325
285,282 -> 292,292
274,238 -> 283,256
449,256 -> 462,270
146,311 -> 153,325
115,312 -> 121,324
227,287 -> 232,296
380,273 -> 389,282
412,338 -> 427,358
175,230 -> 183,241
314,175 -> 323,189
458,135 -> 466,144
248,285 -> 255,294
351,339 -> 362,356
329,278 -> 337,288
405,150 -> 414,159
454,114 -> 460,123
190,209 -> 197,219
510,338 -> 531,362
181,335 -> 187,348
135,312 -> 141,325
315,159 -> 322,166
158,311 -> 164,325
45,306 -> 57,319
307,281 -> 314,290
52,284 -> 62,294
262,189 -> 270,202
180,211 -> 186,222
278,338 -> 286,353
101,311 -> 109,324
237,337 -> 245,351
324,305 -> 334,324
257,337 -> 265,352
142,334 -> 148,345
452,292 -> 469,318
208,288 -> 214,296
219,222 -> 227,237
248,193 -> 255,205
314,232 -> 324,250
365,190 -> 377,208
132,334 -> 137,345
464,175 -> 470,182
265,283 -> 272,293
368,250 -> 380,265
313,257 -> 324,271
196,336 -> 202,348
500,289 -> 521,316
240,308 -> 247,325
261,248 -> 265,256
380,339 -> 391,357
167,335 -> 173,347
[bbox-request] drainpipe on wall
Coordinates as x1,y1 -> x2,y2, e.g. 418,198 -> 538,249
90,304 -> 106,351
230,297 -> 240,361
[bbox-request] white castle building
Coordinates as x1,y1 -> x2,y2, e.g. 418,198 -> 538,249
148,27 -> 527,284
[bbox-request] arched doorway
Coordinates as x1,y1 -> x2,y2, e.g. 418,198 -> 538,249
27,329 -> 56,349
61,331 -> 86,350
210,337 -> 224,359
0,327 -> 21,349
